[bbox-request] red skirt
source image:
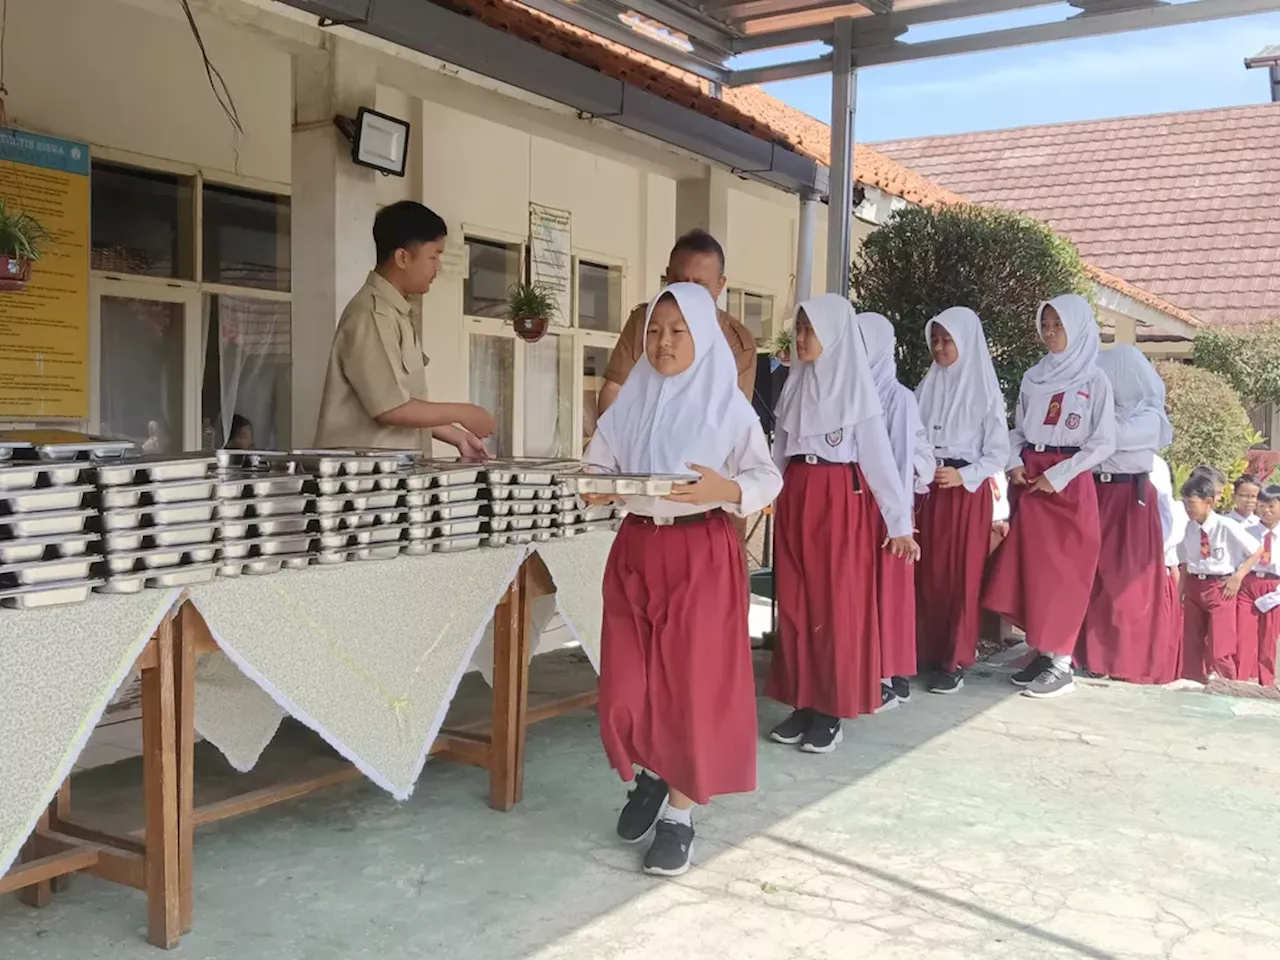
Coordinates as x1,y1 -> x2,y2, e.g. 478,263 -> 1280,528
982,449 -> 1101,657
1237,574 -> 1280,686
916,482 -> 994,673
1182,575 -> 1237,682
768,461 -> 881,719
1079,478 -> 1180,684
598,512 -> 756,805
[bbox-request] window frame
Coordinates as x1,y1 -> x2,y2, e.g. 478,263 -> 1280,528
725,284 -> 778,348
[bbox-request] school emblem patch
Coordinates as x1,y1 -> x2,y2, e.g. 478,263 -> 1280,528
825,429 -> 844,447
1064,412 -> 1082,430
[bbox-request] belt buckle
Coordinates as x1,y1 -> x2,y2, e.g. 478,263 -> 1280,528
1100,472 -> 1112,483
936,458 -> 946,468
803,454 -> 819,465
653,515 -> 675,527
1033,444 -> 1047,453
1198,573 -> 1208,581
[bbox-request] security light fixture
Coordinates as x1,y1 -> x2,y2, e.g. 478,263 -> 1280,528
333,107 -> 409,177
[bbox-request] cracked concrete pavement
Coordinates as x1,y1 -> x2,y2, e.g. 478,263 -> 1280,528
3,657 -> 1278,959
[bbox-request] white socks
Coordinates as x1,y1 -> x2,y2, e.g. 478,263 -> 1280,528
662,805 -> 693,826
1049,654 -> 1072,671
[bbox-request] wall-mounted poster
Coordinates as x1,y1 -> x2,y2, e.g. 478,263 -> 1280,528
528,202 -> 571,327
0,129 -> 90,419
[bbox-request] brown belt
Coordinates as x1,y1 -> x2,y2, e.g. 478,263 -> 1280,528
629,509 -> 724,528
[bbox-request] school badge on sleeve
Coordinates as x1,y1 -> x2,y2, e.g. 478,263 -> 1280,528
825,429 -> 844,447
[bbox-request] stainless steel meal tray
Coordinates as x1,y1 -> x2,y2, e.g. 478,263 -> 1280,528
0,509 -> 94,539
143,522 -> 220,549
313,548 -> 355,565
364,490 -> 403,511
219,519 -> 251,540
558,473 -> 695,496
242,554 -> 310,576
0,579 -> 102,609
217,495 -> 308,519
95,574 -> 148,595
0,533 -> 97,564
338,508 -> 399,530
95,453 -> 216,486
216,472 -> 308,499
365,523 -> 408,545
307,475 -> 378,496
253,516 -> 310,537
97,544 -> 219,575
432,501 -> 483,521
3,430 -> 136,462
145,564 -> 219,588
557,520 -> 619,538
580,505 -> 618,523
432,533 -> 484,553
219,535 -> 314,560
402,541 -> 431,557
100,501 -> 217,530
485,499 -> 548,517
291,448 -> 416,476
1,484 -> 93,514
486,515 -> 545,533
0,556 -> 95,586
431,483 -> 485,505
429,518 -> 482,537
0,462 -> 90,490
316,531 -> 353,550
99,479 -> 216,509
215,450 -> 291,472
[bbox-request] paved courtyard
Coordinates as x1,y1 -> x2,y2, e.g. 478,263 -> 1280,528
3,658 -> 1279,960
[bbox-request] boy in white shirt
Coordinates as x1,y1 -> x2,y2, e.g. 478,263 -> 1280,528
1239,484 -> 1280,686
1226,473 -> 1261,526
1178,471 -> 1262,682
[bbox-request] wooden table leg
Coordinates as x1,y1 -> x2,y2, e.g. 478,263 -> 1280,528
488,573 -> 524,812
49,782 -> 72,894
512,563 -> 533,805
16,809 -> 53,908
175,603 -> 197,933
141,612 -> 181,949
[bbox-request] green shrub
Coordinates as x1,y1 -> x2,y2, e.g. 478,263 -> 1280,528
1193,324 -> 1280,409
1155,361 -> 1259,493
850,204 -> 1093,410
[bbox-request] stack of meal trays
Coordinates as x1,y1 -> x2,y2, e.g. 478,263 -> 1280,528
292,449 -> 418,564
92,453 -> 222,594
406,460 -> 487,554
480,459 -> 572,547
213,451 -> 315,577
0,454 -> 101,609
557,471 -> 695,537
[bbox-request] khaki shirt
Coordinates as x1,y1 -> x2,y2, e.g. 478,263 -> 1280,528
314,272 -> 429,450
603,302 -> 757,400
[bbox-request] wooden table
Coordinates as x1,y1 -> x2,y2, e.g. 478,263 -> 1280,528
0,610 -> 185,948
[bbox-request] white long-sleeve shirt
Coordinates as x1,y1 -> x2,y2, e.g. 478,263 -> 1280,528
1177,512 -> 1260,576
1008,372 -> 1117,492
1150,457 -> 1185,568
1245,519 -> 1279,577
1096,408 -> 1162,474
583,419 -> 782,520
885,383 -> 934,499
773,414 -> 912,539
928,402 -> 1012,496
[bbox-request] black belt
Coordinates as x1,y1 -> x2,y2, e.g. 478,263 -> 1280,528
1030,444 -> 1081,455
1193,572 -> 1229,581
937,458 -> 970,469
1254,571 -> 1280,581
788,455 -> 862,493
629,509 -> 723,528
1094,471 -> 1149,505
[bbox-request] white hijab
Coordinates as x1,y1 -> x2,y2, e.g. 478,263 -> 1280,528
594,282 -> 757,475
776,294 -> 881,438
1022,293 -> 1102,397
857,312 -> 917,483
1098,344 -> 1174,449
915,307 -> 1005,451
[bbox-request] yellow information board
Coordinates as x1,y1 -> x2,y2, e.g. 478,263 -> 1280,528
0,129 -> 90,419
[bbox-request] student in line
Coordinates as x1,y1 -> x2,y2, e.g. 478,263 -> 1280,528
983,294 -> 1116,699
856,312 -> 934,709
768,294 -> 918,754
913,307 -> 1010,695
1239,485 -> 1280,686
586,283 -> 783,878
1226,474 -> 1261,526
1079,345 -> 1178,684
1190,464 -> 1228,502
1151,453 -> 1188,683
1177,471 -> 1262,682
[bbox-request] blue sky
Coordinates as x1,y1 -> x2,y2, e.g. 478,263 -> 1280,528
735,9 -> 1280,142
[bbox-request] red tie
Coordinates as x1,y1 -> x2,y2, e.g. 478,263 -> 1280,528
1200,528 -> 1211,560
1264,532 -> 1273,566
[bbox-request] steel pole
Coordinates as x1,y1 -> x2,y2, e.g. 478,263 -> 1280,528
825,17 -> 857,297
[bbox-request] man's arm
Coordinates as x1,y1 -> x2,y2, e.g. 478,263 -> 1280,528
378,400 -> 494,437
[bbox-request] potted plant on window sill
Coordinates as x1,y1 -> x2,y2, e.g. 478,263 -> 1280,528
0,198 -> 51,293
507,280 -> 558,343
772,327 -> 794,367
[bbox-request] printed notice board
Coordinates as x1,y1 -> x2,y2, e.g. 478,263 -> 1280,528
0,129 -> 90,419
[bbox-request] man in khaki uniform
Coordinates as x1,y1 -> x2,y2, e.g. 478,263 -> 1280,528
315,201 -> 494,455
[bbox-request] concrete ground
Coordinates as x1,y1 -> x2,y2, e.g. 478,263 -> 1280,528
4,655 -> 1280,960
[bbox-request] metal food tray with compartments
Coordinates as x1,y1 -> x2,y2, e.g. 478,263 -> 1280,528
1,579 -> 103,609
98,479 -> 217,510
0,462 -> 93,490
0,555 -> 96,587
93,453 -> 216,487
557,472 -> 696,497
0,484 -> 93,514
1,430 -> 137,462
0,533 -> 98,565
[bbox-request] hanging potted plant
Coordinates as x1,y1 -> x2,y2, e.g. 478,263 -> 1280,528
0,198 -> 51,293
772,326 -> 794,367
507,280 -> 558,343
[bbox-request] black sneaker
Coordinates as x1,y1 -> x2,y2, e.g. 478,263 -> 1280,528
799,714 -> 843,754
928,669 -> 964,695
769,708 -> 814,745
891,676 -> 911,703
1022,665 -> 1076,699
1011,654 -> 1053,687
877,683 -> 900,713
643,818 -> 694,877
617,771 -> 669,844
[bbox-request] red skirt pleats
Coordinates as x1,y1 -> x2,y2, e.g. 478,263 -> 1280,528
915,483 -> 994,673
1182,576 -> 1237,682
982,450 -> 1101,657
1237,575 -> 1280,686
598,512 -> 756,805
768,461 -> 881,719
1080,480 -> 1180,684
1160,569 -> 1184,684
877,549 -> 917,679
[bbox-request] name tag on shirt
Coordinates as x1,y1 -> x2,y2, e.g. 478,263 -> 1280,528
1043,392 -> 1065,426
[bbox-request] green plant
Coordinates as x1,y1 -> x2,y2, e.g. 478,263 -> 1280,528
1156,360 -> 1259,501
849,204 -> 1093,412
771,327 -> 793,356
506,280 -> 557,322
0,197 -> 51,261
1193,324 -> 1280,410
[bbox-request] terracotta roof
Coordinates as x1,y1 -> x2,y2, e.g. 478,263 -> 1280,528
429,0 -> 1197,326
875,104 -> 1280,327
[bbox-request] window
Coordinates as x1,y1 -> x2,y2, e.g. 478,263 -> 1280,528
469,335 -> 515,457
576,260 -> 622,332
88,160 -> 291,452
464,237 -> 521,318
582,344 -> 611,446
726,287 -> 775,343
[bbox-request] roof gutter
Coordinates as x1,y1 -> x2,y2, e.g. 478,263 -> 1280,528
276,0 -> 827,196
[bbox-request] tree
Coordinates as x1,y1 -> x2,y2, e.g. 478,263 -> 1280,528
1155,361 -> 1259,491
850,204 -> 1093,410
1192,325 -> 1280,409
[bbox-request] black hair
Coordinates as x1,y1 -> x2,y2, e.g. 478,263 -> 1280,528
1181,473 -> 1218,501
670,229 -> 725,272
373,201 -> 447,265
1190,464 -> 1228,486
230,414 -> 252,433
1258,484 -> 1280,505
1234,473 -> 1261,491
